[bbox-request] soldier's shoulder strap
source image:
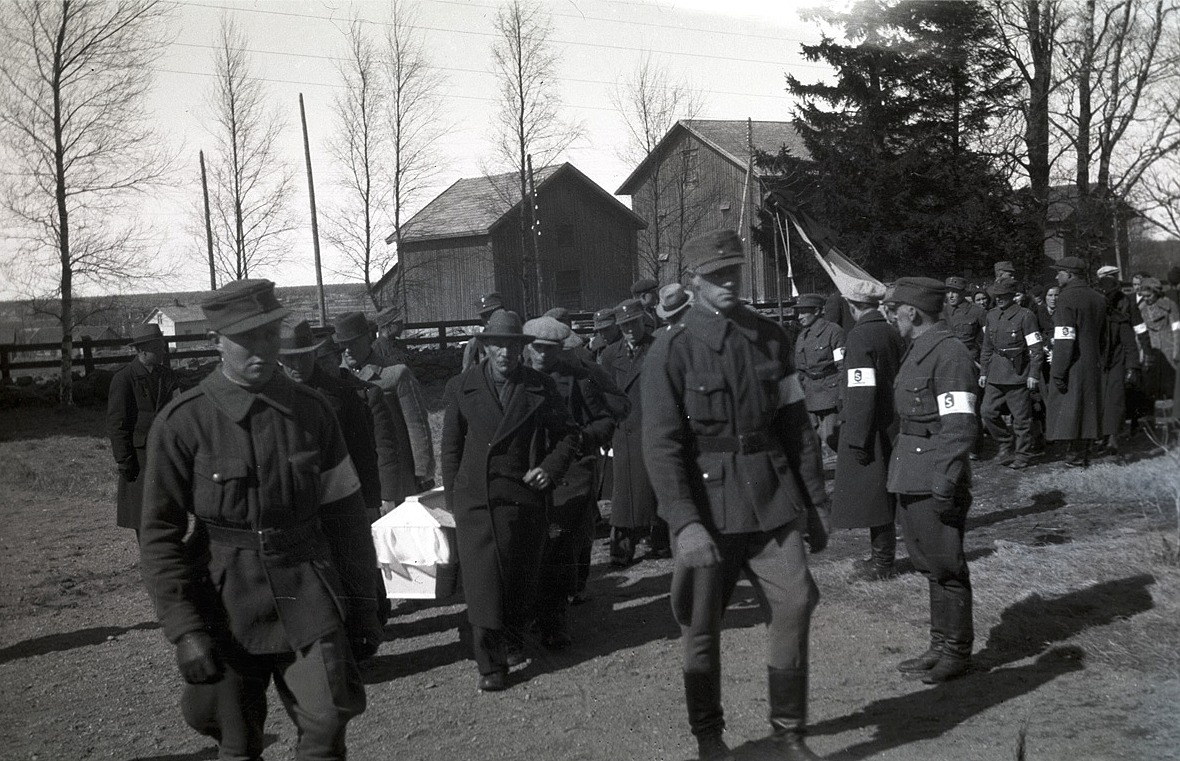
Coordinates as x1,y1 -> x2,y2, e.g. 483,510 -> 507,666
158,382 -> 207,421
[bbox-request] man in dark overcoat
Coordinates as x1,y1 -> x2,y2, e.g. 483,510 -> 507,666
794,293 -> 846,454
106,323 -> 178,536
643,230 -> 830,761
1047,257 -> 1108,467
831,281 -> 905,582
587,306 -> 621,362
1095,271 -> 1142,456
601,298 -> 665,565
140,280 -> 382,760
887,278 -> 979,685
523,316 -> 618,648
370,305 -> 409,366
440,310 -> 578,691
978,279 -> 1045,470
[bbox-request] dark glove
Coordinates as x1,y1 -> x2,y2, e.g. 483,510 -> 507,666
1053,377 -> 1068,394
175,631 -> 222,685
675,523 -> 720,568
118,462 -> 139,483
931,493 -> 956,517
416,478 -> 436,492
1125,367 -> 1142,388
849,446 -> 872,466
347,601 -> 384,662
805,501 -> 830,554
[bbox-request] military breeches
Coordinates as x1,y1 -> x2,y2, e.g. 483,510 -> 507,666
180,628 -> 365,761
897,490 -> 974,658
808,409 -> 839,454
982,383 -> 1034,459
676,518 -> 818,678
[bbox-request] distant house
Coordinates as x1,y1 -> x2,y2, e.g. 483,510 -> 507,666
376,162 -> 646,322
1044,185 -> 1136,269
616,119 -> 809,300
146,305 -> 208,337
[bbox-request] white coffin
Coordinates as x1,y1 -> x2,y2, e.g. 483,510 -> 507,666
370,488 -> 459,599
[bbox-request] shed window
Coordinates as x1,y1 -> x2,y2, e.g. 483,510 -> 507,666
681,146 -> 699,189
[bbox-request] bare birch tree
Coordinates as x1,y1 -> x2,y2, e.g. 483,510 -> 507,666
490,0 -> 583,315
611,52 -> 704,283
0,0 -> 174,406
204,13 -> 293,284
381,0 -> 446,317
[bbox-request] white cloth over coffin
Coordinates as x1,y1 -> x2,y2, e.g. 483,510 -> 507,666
370,488 -> 455,580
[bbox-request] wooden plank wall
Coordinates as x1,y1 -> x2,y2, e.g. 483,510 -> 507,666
395,236 -> 496,322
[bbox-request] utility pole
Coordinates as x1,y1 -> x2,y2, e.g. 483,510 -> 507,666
299,94 -> 327,326
200,150 -> 216,290
527,154 -> 542,317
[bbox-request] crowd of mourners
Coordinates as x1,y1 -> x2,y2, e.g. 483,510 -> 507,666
106,231 -> 1180,761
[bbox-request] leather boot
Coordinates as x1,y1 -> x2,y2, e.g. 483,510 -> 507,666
768,667 -> 823,760
995,440 -> 1015,465
695,733 -> 733,761
921,654 -> 971,684
684,671 -> 725,747
922,582 -> 973,684
899,585 -> 943,674
897,646 -> 941,674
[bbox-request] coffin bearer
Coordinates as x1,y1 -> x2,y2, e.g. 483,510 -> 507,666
107,323 -> 178,537
978,279 -> 1044,470
887,277 -> 978,684
335,311 -> 435,490
370,306 -> 408,366
440,310 -> 578,691
831,281 -> 905,582
462,292 -> 506,371
643,229 -> 830,761
632,277 -> 662,328
656,283 -> 694,326
601,298 -> 667,565
1046,257 -> 1107,467
140,279 -> 381,760
942,276 -> 987,364
794,293 -> 846,454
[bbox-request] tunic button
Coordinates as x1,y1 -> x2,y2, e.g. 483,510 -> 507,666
915,447 -> 922,453
212,473 -> 222,483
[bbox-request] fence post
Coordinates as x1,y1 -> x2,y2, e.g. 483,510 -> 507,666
438,326 -> 447,350
1,347 -> 9,382
81,336 -> 95,376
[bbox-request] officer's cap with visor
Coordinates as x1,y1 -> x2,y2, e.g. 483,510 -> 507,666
201,279 -> 290,335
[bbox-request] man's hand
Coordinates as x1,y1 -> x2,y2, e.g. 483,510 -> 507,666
805,501 -> 830,554
348,603 -> 384,662
380,500 -> 397,517
1125,367 -> 1142,388
1053,376 -> 1068,394
849,446 -> 872,466
931,493 -> 956,517
416,478 -> 436,493
524,467 -> 551,491
175,631 -> 222,685
118,462 -> 139,483
978,375 -> 987,389
675,523 -> 720,568
1026,376 -> 1039,390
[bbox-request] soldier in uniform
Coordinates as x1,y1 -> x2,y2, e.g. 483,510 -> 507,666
523,316 -> 619,648
107,323 -> 178,537
794,293 -> 846,454
1046,257 -> 1107,467
978,279 -> 1044,470
440,310 -> 578,691
942,276 -> 987,364
588,306 -> 621,362
831,281 -> 905,582
334,311 -> 435,490
886,277 -> 978,685
643,230 -> 830,761
601,299 -> 667,565
140,280 -> 381,760
370,306 -> 408,366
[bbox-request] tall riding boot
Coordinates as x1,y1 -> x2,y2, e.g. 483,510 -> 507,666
684,671 -> 729,761
922,584 -> 973,684
768,667 -> 822,760
898,583 -> 943,674
995,438 -> 1015,465
849,523 -> 896,582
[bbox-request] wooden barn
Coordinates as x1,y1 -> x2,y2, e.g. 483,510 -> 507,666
377,163 -> 645,322
616,119 -> 809,301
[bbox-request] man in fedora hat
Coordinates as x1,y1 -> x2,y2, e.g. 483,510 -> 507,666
588,306 -> 621,361
979,278 -> 1045,470
370,305 -> 408,366
1046,257 -> 1108,466
643,229 -> 830,761
632,277 -> 661,328
463,291 -> 506,371
601,297 -> 669,565
522,316 -> 619,649
334,310 -> 435,491
656,283 -> 693,326
140,279 -> 381,760
440,310 -> 579,691
831,280 -> 905,582
107,323 -> 178,537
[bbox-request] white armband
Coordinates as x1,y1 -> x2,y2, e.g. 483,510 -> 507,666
1172,320 -> 1180,333
780,372 -> 805,405
1024,331 -> 1042,346
1054,326 -> 1076,340
833,347 -> 845,362
847,368 -> 876,387
1133,322 -> 1147,335
937,391 -> 976,416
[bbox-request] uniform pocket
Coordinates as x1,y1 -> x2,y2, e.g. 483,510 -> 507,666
684,372 -> 727,424
193,455 -> 249,523
902,379 -> 937,418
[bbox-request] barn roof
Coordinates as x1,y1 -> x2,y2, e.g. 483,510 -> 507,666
147,306 -> 207,323
389,162 -> 646,245
617,119 -> 809,195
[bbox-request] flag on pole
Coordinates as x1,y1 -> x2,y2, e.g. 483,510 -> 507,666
780,205 -> 883,296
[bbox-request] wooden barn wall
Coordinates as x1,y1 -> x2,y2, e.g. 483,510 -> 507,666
390,236 -> 495,322
534,175 -> 638,313
489,222 -> 528,316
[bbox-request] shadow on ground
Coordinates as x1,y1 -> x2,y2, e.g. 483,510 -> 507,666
0,621 -> 159,666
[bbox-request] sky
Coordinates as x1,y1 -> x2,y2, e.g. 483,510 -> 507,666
3,0 -> 839,299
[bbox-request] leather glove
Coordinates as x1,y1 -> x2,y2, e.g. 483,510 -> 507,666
118,462 -> 139,483
805,501 -> 830,554
675,523 -> 720,568
416,478 -> 436,492
978,375 -> 987,389
931,493 -> 956,516
380,500 -> 397,517
347,602 -> 384,662
175,631 -> 222,685
1125,367 -> 1142,388
1053,377 -> 1068,394
849,446 -> 872,466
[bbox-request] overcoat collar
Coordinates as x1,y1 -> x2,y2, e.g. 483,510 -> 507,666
855,310 -> 886,327
683,303 -> 760,352
202,366 -> 295,422
459,361 -> 548,444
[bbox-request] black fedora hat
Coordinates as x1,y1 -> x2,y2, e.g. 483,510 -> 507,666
476,310 -> 534,342
127,323 -> 165,346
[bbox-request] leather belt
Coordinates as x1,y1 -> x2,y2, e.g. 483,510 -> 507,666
805,365 -> 838,381
202,519 -> 322,555
696,431 -> 775,454
899,420 -> 940,437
